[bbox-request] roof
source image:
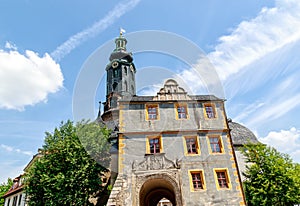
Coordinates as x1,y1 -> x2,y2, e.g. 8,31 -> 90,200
24,152 -> 42,172
228,120 -> 259,146
119,79 -> 224,103
2,175 -> 24,198
120,94 -> 223,102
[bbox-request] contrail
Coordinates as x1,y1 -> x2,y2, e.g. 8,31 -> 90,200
50,0 -> 141,62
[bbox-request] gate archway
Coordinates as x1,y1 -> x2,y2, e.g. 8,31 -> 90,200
139,174 -> 182,206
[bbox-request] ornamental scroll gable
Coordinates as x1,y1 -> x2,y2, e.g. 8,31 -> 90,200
153,79 -> 191,101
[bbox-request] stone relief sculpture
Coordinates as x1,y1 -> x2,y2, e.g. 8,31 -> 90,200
132,153 -> 178,171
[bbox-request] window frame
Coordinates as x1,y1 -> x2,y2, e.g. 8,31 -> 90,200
207,135 -> 224,154
203,103 -> 217,119
145,104 -> 159,120
188,170 -> 206,191
146,136 -> 163,154
183,136 -> 200,156
213,168 -> 232,190
175,103 -> 188,120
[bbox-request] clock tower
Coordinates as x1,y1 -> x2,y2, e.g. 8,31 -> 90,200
101,31 -> 136,122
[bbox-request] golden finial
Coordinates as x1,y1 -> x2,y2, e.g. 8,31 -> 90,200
120,27 -> 126,36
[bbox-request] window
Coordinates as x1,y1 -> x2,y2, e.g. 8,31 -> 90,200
208,136 -> 223,153
146,104 -> 159,120
124,81 -> 128,92
204,103 -> 216,118
184,136 -> 200,155
123,65 -> 127,75
176,104 -> 188,119
189,170 -> 206,191
113,69 -> 118,78
146,136 -> 163,154
18,194 -> 22,206
214,169 -> 231,190
113,82 -> 118,91
12,196 -> 17,206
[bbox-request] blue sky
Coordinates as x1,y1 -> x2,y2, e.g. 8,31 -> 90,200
1,0 -> 300,183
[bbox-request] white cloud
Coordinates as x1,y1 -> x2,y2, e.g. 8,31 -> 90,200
137,85 -> 160,96
259,127 -> 300,163
245,93 -> 300,128
208,0 -> 300,81
50,0 -> 141,61
0,144 -> 33,156
5,41 -> 17,50
0,49 -> 63,110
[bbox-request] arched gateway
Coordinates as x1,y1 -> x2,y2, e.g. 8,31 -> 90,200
138,174 -> 182,206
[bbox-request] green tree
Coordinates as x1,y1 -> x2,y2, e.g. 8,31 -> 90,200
0,178 -> 13,205
242,143 -> 300,206
25,120 -> 111,206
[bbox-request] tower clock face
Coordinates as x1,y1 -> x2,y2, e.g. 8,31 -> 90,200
112,61 -> 119,68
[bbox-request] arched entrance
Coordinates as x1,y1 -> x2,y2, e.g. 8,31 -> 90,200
139,175 -> 182,206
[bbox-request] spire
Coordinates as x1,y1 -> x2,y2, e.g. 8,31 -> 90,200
109,29 -> 132,62
114,32 -> 127,52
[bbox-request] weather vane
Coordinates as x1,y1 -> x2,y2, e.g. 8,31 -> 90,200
120,27 -> 126,36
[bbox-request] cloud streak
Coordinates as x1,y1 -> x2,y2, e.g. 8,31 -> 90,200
208,0 -> 300,81
50,0 -> 141,61
246,93 -> 300,127
0,144 -> 33,156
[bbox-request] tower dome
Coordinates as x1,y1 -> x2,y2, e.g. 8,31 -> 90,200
228,120 -> 259,146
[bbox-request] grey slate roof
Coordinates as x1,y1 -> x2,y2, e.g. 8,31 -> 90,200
119,94 -> 223,102
189,95 -> 224,101
228,120 -> 259,146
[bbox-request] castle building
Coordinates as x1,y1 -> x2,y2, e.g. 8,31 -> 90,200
100,32 -> 249,206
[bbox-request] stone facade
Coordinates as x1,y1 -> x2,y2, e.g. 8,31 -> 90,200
101,34 -> 246,206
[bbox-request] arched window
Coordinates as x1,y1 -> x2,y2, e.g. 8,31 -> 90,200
113,69 -> 118,78
113,82 -> 118,91
124,81 -> 128,92
123,66 -> 127,75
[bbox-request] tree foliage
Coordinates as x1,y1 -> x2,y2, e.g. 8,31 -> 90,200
25,120 -> 111,206
242,143 -> 300,206
0,178 -> 13,205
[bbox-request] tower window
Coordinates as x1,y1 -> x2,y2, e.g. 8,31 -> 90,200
184,136 -> 200,155
208,136 -> 223,153
123,66 -> 127,75
113,69 -> 118,78
124,81 -> 128,92
146,136 -> 163,154
113,82 -> 118,91
214,169 -> 231,190
204,103 -> 216,118
146,104 -> 159,120
176,104 -> 188,119
189,170 -> 206,191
